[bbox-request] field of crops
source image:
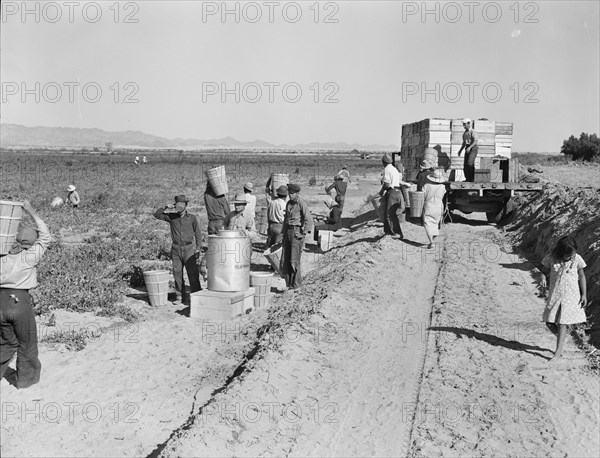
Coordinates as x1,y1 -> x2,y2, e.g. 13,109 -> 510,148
0,151 -> 381,321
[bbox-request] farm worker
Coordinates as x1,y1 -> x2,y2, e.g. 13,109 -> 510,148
325,175 -> 347,213
65,185 -> 80,208
422,169 -> 447,249
224,193 -> 256,237
142,156 -> 147,165
264,176 -> 274,206
204,181 -> 230,235
242,182 -> 257,221
541,237 -> 588,362
336,165 -> 351,183
416,159 -> 435,191
153,195 -> 203,305
0,200 -> 49,389
281,183 -> 314,290
266,185 -> 288,248
457,118 -> 479,182
134,155 -> 140,166
379,153 -> 406,239
313,198 -> 342,242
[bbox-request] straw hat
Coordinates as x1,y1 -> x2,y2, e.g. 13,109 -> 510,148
462,118 -> 471,125
67,185 -> 76,192
382,153 -> 393,164
427,169 -> 446,183
243,182 -> 254,192
232,193 -> 248,204
420,160 -> 432,170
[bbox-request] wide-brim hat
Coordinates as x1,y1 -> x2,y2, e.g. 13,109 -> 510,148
232,193 -> 248,204
427,169 -> 446,183
420,160 -> 432,170
276,185 -> 288,196
382,153 -> 393,164
67,185 -> 76,192
287,183 -> 300,194
243,182 -> 254,192
174,194 -> 189,203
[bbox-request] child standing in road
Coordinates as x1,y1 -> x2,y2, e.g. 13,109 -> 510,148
541,236 -> 588,362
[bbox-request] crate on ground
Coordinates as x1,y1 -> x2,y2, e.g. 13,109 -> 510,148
190,288 -> 256,320
474,120 -> 496,133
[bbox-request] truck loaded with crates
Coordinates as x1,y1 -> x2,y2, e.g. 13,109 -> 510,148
393,118 -> 543,223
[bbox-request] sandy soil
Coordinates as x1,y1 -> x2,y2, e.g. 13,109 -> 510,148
410,214 -> 600,457
2,174 -> 598,457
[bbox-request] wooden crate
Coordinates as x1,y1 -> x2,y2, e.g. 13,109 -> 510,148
420,131 -> 451,145
495,146 -> 512,157
495,122 -> 513,135
476,132 -> 495,146
451,119 -> 466,131
474,120 -> 496,133
477,146 -> 496,157
480,157 -> 504,183
190,287 -> 256,320
420,118 -> 451,131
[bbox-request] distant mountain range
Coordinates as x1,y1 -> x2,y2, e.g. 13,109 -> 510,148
0,124 -> 396,151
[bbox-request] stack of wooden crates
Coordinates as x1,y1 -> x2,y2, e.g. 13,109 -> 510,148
400,118 -> 514,182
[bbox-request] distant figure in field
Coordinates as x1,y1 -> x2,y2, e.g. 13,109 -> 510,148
204,181 -> 230,235
142,156 -> 147,165
65,185 -> 80,219
266,185 -> 288,248
224,193 -> 256,237
422,169 -> 447,249
336,165 -> 350,183
153,195 -> 203,305
242,182 -> 256,221
0,200 -> 49,389
134,155 -> 140,166
541,236 -> 588,362
457,118 -> 479,182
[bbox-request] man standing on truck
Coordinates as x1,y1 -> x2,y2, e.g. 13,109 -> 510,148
457,118 -> 479,182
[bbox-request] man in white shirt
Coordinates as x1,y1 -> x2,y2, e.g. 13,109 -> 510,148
379,153 -> 407,239
1,200 -> 49,389
266,185 -> 288,247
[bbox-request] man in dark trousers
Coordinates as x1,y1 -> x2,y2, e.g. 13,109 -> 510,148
281,184 -> 314,290
325,175 -> 348,213
1,200 -> 49,389
154,195 -> 203,305
457,118 -> 479,182
204,182 -> 230,235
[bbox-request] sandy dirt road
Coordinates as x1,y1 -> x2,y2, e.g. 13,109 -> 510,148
410,213 -> 600,457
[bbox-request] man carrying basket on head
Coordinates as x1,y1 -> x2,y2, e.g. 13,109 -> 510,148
1,200 -> 49,389
153,195 -> 203,305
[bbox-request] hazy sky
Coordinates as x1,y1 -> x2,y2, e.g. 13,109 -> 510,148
1,0 -> 599,151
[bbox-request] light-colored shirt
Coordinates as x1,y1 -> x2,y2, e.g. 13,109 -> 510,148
382,164 -> 401,188
67,190 -> 80,205
268,197 -> 287,224
462,128 -> 479,147
0,218 -> 51,289
244,193 -> 257,220
225,210 -> 256,236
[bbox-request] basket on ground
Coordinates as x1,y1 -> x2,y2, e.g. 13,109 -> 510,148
264,243 -> 283,277
143,270 -> 170,306
250,272 -> 274,308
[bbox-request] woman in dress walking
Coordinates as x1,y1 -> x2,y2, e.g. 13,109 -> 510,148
422,169 -> 447,249
541,236 -> 588,362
